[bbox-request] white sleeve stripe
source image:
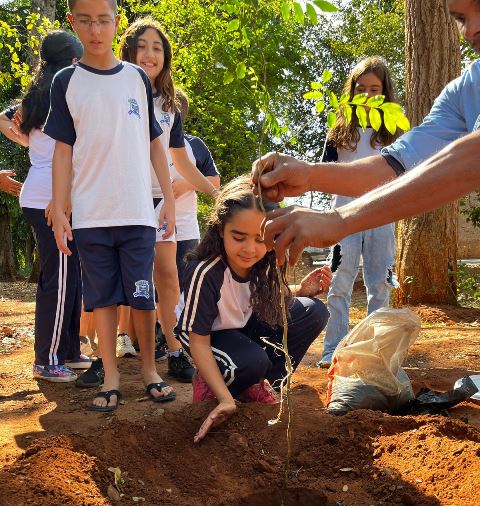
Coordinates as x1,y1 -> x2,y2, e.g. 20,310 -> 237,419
180,256 -> 222,332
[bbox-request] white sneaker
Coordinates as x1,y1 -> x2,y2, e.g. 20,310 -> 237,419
116,333 -> 137,358
79,335 -> 93,356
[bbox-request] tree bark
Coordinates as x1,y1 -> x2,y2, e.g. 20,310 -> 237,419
28,0 -> 56,68
394,0 -> 460,306
0,212 -> 17,281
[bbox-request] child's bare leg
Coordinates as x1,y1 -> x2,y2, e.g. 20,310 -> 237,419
153,242 -> 181,351
92,305 -> 119,407
117,305 -> 131,335
131,308 -> 174,398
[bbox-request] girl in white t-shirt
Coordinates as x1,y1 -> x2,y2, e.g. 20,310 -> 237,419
318,57 -> 402,368
118,18 -> 219,396
0,31 -> 86,382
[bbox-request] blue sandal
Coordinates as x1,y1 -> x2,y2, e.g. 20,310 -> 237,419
88,389 -> 122,412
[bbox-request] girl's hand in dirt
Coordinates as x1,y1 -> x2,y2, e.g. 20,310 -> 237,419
298,266 -> 332,297
251,151 -> 313,202
194,400 -> 237,444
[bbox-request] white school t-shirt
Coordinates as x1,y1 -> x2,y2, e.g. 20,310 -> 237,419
150,96 -> 185,198
44,61 -> 162,229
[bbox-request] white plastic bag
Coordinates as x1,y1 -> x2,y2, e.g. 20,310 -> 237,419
326,307 -> 421,415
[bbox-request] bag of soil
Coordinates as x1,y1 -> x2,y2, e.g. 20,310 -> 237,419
326,308 -> 421,415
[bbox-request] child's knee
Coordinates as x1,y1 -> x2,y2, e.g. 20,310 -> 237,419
238,349 -> 271,384
309,299 -> 330,334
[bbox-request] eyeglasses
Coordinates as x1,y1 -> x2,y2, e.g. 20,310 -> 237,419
73,17 -> 115,30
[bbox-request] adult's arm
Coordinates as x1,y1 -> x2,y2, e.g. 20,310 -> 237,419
264,130 -> 480,265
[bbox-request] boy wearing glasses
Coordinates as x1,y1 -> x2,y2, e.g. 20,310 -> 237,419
45,0 -> 176,411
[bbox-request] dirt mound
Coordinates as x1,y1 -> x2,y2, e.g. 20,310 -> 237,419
1,388 -> 479,506
410,305 -> 480,325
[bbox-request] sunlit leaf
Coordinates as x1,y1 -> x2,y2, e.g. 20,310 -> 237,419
315,100 -> 325,113
303,91 -> 323,100
351,93 -> 368,105
313,0 -> 338,12
356,105 -> 368,129
327,110 -> 337,128
366,95 -> 385,108
280,1 -> 291,21
384,111 -> 397,134
344,104 -> 352,124
369,108 -> 382,131
321,68 -> 333,84
328,91 -> 339,110
310,81 -> 322,90
305,3 -> 318,24
293,2 -> 305,24
396,113 -> 411,131
223,70 -> 234,85
380,102 -> 403,114
339,92 -> 350,104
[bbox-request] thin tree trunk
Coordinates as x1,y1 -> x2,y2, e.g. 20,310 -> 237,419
28,0 -> 56,68
394,0 -> 460,306
0,212 -> 17,281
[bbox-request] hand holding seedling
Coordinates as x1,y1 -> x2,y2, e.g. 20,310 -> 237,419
251,151 -> 312,202
297,266 -> 332,296
262,206 -> 345,266
194,400 -> 237,444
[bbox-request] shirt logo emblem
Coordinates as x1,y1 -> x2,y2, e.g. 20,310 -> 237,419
159,112 -> 170,125
133,280 -> 150,299
128,98 -> 141,119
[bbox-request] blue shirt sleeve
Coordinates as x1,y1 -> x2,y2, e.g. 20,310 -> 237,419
169,112 -> 185,148
43,67 -> 76,145
185,135 -> 219,176
382,71 -> 469,171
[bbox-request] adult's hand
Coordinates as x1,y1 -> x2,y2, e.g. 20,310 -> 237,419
0,170 -> 22,197
264,206 -> 346,266
251,152 -> 313,202
193,400 -> 237,444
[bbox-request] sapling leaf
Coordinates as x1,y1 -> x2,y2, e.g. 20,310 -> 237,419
379,102 -> 403,114
327,110 -> 336,128
369,108 -> 382,131
310,81 -> 322,90
351,93 -> 368,105
328,91 -> 339,110
356,105 -> 368,129
395,113 -> 411,131
339,92 -> 350,104
322,68 -> 333,84
313,0 -> 339,12
303,91 -> 323,100
343,104 -> 352,124
305,3 -> 318,24
293,2 -> 305,24
315,100 -> 326,113
366,95 -> 385,108
280,1 -> 291,21
384,111 -> 397,135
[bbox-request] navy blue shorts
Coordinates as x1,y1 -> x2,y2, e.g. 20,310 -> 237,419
74,226 -> 156,312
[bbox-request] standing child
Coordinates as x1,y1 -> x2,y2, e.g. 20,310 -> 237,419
0,30 -> 86,382
46,0 -> 176,410
118,18 -> 218,384
175,175 -> 331,443
318,56 -> 401,368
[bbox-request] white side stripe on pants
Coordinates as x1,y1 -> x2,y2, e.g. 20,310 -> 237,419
49,250 -> 67,366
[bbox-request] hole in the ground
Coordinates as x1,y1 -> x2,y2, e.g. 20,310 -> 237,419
227,487 -> 327,506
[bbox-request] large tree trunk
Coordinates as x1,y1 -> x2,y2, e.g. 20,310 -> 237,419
0,212 -> 17,281
394,0 -> 460,306
28,0 -> 56,68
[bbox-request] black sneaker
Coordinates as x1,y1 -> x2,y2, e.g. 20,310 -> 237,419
155,326 -> 167,361
75,358 -> 104,388
168,350 -> 195,383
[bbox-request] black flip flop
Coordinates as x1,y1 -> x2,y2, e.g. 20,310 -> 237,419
146,382 -> 176,403
87,389 -> 122,412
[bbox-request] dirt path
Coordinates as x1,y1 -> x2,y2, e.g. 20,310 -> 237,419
0,281 -> 479,505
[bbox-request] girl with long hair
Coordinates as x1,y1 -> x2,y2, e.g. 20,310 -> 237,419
175,175 -> 331,442
318,56 -> 403,368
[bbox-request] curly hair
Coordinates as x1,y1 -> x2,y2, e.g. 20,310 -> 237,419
118,17 -> 176,113
188,175 -> 291,328
328,56 -> 401,151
